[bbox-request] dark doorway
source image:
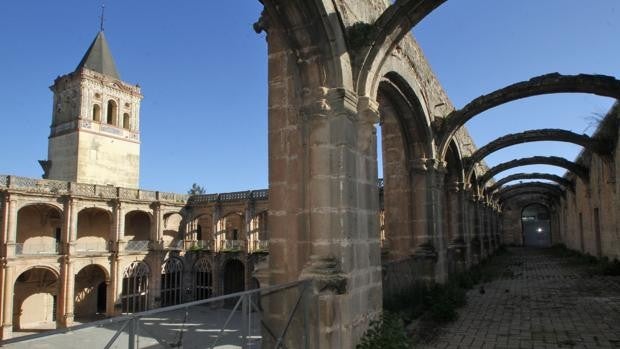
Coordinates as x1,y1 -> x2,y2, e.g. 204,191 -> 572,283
97,282 -> 106,313
522,204 -> 551,247
223,259 -> 245,295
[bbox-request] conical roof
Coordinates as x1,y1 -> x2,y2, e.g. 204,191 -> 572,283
75,31 -> 120,79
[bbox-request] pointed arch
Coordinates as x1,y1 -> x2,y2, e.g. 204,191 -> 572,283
487,173 -> 574,194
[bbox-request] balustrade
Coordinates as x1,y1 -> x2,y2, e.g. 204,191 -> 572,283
15,242 -> 59,255
220,240 -> 246,252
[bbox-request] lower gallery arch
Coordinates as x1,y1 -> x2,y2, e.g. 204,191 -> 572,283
194,258 -> 213,300
223,259 -> 245,295
74,264 -> 108,321
120,261 -> 150,313
161,258 -> 183,307
521,203 -> 552,247
13,267 -> 59,331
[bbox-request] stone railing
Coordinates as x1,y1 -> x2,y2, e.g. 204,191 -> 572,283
74,240 -> 110,254
249,240 -> 269,253
0,175 -> 188,203
188,189 -> 269,205
219,240 -> 246,252
191,240 -> 214,251
165,240 -> 184,250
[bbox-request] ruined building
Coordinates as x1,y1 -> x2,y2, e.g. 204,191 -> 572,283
1,1 -> 620,348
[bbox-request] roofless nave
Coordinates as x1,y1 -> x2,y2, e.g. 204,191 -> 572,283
1,1 -> 620,348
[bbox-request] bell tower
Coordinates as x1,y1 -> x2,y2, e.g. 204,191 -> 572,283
42,31 -> 142,188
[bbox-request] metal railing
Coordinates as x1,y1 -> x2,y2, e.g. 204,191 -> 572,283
125,240 -> 150,252
15,242 -> 59,255
0,280 -> 311,349
220,240 -> 246,252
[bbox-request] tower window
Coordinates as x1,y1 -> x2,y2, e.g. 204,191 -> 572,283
92,104 -> 101,122
123,113 -> 131,130
106,100 -> 117,125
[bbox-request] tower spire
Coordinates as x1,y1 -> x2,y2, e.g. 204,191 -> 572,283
99,4 -> 105,32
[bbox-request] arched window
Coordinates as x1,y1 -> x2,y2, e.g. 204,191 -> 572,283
106,100 -> 117,125
161,258 -> 183,307
120,261 -> 149,313
123,113 -> 130,130
194,258 -> 213,300
92,104 -> 101,122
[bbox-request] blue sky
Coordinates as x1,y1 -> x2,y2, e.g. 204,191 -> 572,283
1,1 -> 618,193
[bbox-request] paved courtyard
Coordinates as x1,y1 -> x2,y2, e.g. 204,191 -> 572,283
419,247 -> 620,349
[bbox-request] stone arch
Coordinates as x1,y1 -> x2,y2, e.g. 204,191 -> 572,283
120,261 -> 150,313
106,99 -> 117,125
497,183 -> 564,203
122,113 -> 130,130
260,0 -> 353,92
248,210 -> 268,253
16,203 -> 63,255
487,173 -> 574,194
465,129 -> 608,183
194,257 -> 213,300
521,203 -> 552,247
13,266 -> 60,331
161,257 -> 184,307
444,140 -> 465,245
162,212 -> 183,247
223,259 -> 245,295
479,156 -> 589,188
192,212 -> 213,243
356,0 -> 447,98
92,104 -> 101,122
76,207 -> 111,253
125,210 -> 151,242
74,264 -> 108,321
439,73 -> 620,159
216,211 -> 244,251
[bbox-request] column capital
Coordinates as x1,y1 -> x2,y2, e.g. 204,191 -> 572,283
357,96 -> 379,124
301,86 -> 358,120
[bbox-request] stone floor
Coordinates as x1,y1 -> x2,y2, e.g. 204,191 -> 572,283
419,247 -> 620,349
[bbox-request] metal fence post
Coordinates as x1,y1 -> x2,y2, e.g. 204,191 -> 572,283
128,317 -> 136,349
241,294 -> 248,348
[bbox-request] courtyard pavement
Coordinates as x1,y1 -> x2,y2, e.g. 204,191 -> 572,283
418,247 -> 620,349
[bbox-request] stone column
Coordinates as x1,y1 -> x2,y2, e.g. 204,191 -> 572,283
428,159 -> 448,282
113,201 -> 125,252
460,186 -> 473,268
212,203 -> 221,251
63,198 -> 78,255
1,263 -> 14,339
59,257 -> 74,327
447,182 -> 467,272
151,202 -> 162,242
107,257 -> 120,316
5,197 -> 17,258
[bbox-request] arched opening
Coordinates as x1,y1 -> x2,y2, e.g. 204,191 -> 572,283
216,212 -> 245,252
76,208 -> 111,253
122,113 -> 130,130
162,212 -> 183,249
13,267 -> 59,332
193,213 -> 213,250
376,74 -> 432,260
106,100 -> 117,125
124,210 -> 151,251
444,141 -> 465,272
16,204 -> 62,255
194,258 -> 213,300
521,203 -> 551,247
74,265 -> 107,321
92,104 -> 101,122
223,259 -> 245,295
248,211 -> 268,253
161,258 -> 183,307
120,261 -> 149,313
